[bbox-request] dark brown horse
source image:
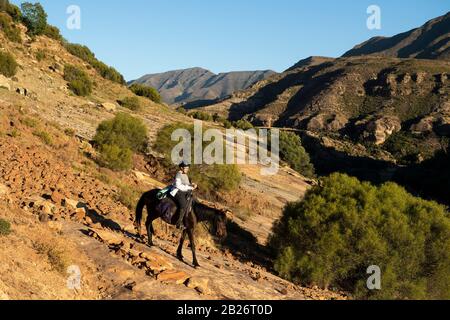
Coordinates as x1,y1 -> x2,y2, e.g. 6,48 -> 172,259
135,189 -> 229,268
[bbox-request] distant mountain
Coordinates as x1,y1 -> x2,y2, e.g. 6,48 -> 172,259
130,68 -> 276,105
343,12 -> 450,60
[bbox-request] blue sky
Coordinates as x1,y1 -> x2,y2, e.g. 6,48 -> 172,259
11,0 -> 449,80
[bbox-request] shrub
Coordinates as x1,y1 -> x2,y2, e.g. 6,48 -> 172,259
94,113 -> 148,153
34,241 -> 69,274
0,12 -> 21,42
64,128 -> 75,137
0,218 -> 11,236
20,2 -> 47,36
64,64 -> 92,96
0,51 -> 17,77
189,111 -> 213,122
154,123 -> 241,195
129,83 -> 161,103
35,49 -> 46,61
43,24 -> 62,41
269,173 -> 450,300
119,96 -> 141,111
222,119 -> 232,129
64,43 -> 125,85
94,113 -> 148,171
21,116 -> 38,128
98,144 -> 133,171
279,131 -> 315,178
0,0 -> 21,21
233,119 -> 254,130
33,130 -> 53,145
176,107 -> 187,115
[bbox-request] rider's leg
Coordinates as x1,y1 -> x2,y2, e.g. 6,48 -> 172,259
174,191 -> 188,228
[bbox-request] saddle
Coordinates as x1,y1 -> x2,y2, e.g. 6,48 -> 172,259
156,192 -> 194,226
156,186 -> 172,200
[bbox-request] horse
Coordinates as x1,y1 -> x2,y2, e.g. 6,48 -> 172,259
135,189 -> 230,268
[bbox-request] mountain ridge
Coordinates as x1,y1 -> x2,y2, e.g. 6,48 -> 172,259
130,68 -> 276,105
343,11 -> 450,60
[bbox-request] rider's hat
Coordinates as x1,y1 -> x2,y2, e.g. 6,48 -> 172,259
179,161 -> 190,168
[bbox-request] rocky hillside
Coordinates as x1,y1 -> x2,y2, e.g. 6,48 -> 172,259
130,67 -> 276,105
343,11 -> 449,61
0,10 -> 346,300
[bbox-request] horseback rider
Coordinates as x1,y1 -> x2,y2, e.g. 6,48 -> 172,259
170,161 -> 198,229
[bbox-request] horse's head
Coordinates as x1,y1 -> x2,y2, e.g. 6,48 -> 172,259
214,209 -> 232,240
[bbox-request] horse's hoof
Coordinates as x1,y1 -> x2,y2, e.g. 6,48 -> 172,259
177,256 -> 184,262
193,264 -> 200,269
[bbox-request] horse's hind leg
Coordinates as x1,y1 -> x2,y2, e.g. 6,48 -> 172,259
146,218 -> 154,247
187,229 -> 200,268
177,230 -> 187,261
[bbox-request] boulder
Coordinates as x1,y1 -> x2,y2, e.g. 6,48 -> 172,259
64,198 -> 79,209
140,252 -> 173,272
0,184 -> 9,197
72,206 -> 86,222
307,113 -> 348,132
88,228 -> 124,246
185,277 -> 211,295
157,270 -> 190,285
51,191 -> 64,206
0,75 -> 11,91
100,102 -> 117,113
364,116 -> 401,145
410,116 -> 435,134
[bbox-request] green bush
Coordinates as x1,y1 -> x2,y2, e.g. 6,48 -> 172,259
43,24 -> 62,41
233,119 -> 254,130
33,130 -> 53,146
0,12 -> 21,42
129,83 -> 161,103
0,51 -> 17,77
94,113 -> 148,153
64,64 -> 92,96
270,173 -> 450,300
154,123 -> 241,195
119,96 -> 141,111
64,43 -> 125,85
189,111 -> 213,122
35,49 -> 46,61
98,144 -> 133,171
0,218 -> 11,236
94,113 -> 148,171
222,119 -> 233,129
20,2 -> 47,36
0,0 -> 21,21
279,131 -> 315,178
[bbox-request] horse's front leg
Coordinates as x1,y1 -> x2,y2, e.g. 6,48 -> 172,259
187,229 -> 200,268
177,230 -> 187,261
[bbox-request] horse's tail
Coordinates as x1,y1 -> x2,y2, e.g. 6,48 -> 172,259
135,193 -> 148,226
135,189 -> 161,226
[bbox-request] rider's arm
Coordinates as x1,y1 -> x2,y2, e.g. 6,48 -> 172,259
175,173 -> 194,192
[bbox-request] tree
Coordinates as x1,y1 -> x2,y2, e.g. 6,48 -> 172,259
21,2 -> 47,36
279,131 -> 315,178
269,173 -> 450,300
